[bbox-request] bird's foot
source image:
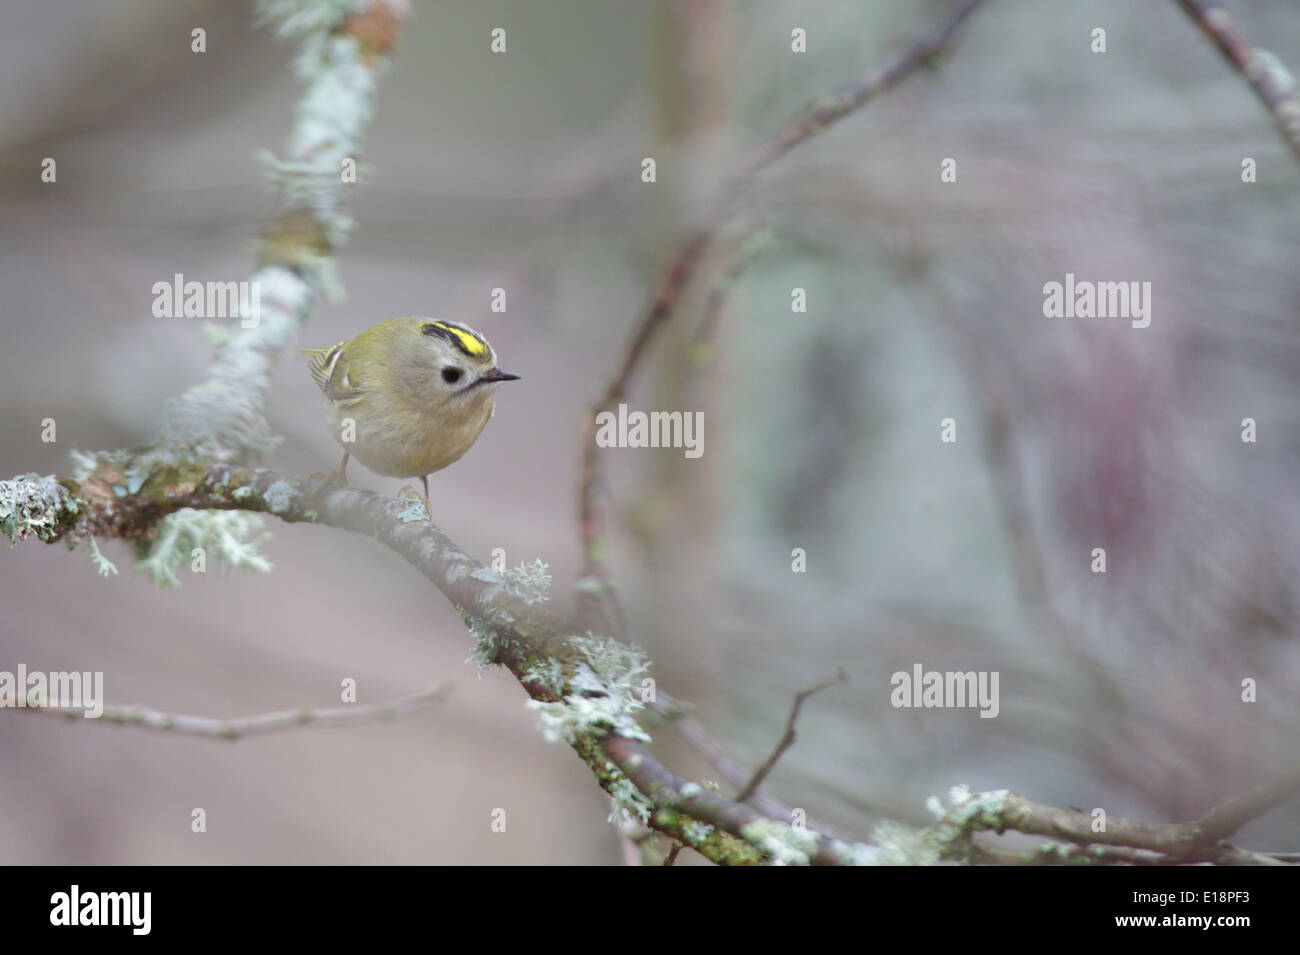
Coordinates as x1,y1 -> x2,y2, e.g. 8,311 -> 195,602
304,470 -> 348,508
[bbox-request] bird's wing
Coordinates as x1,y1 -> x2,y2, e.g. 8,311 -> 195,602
299,343 -> 365,403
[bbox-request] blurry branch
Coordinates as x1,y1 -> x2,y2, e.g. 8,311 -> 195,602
1175,0 -> 1300,160
929,286 -> 1179,810
937,771 -> 1300,865
968,842 -> 1290,866
577,0 -> 989,601
162,0 -> 406,461
736,669 -> 848,803
687,228 -> 775,361
26,685 -> 452,740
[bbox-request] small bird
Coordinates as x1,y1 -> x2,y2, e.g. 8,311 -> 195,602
300,317 -> 519,508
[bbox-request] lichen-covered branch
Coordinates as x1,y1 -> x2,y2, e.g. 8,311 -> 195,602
43,0 -> 407,582
1175,0 -> 1300,161
7,461 -> 1298,864
1,462 -> 854,864
925,777 -> 1300,866
161,0 -> 406,461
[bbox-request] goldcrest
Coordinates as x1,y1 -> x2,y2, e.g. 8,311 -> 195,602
300,317 -> 519,499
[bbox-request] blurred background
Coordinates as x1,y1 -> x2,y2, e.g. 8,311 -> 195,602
1,0 -> 1298,864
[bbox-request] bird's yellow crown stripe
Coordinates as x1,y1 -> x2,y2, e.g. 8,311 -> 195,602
425,321 -> 489,358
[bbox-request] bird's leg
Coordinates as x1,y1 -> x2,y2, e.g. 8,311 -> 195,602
306,451 -> 350,506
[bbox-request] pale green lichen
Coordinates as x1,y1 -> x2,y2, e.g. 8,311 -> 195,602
606,769 -> 653,825
471,559 -> 552,605
68,450 -> 99,483
0,474 -> 81,544
124,464 -> 150,495
866,820 -> 949,866
503,559 -> 552,604
397,497 -> 429,523
257,0 -> 368,82
136,509 -> 272,587
739,818 -> 821,866
856,785 -> 1016,866
523,658 -> 565,696
525,634 -> 651,745
682,821 -> 714,845
263,479 -> 297,514
829,838 -> 885,866
932,785 -> 1011,836
86,536 -> 118,577
461,609 -> 503,677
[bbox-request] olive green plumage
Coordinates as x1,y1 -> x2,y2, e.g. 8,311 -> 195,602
300,317 -> 519,491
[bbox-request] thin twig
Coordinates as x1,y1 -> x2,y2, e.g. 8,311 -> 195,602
1174,0 -> 1300,160
651,693 -> 855,841
736,669 -> 849,803
24,684 -> 453,740
687,229 -> 775,358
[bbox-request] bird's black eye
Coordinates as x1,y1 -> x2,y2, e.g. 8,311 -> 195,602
441,367 -> 463,385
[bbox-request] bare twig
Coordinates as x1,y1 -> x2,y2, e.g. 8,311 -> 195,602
736,669 -> 849,803
687,229 -> 774,359
25,684 -> 453,740
1175,0 -> 1300,160
651,694 -> 855,841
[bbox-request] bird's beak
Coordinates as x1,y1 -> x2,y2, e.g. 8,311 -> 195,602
480,368 -> 521,383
